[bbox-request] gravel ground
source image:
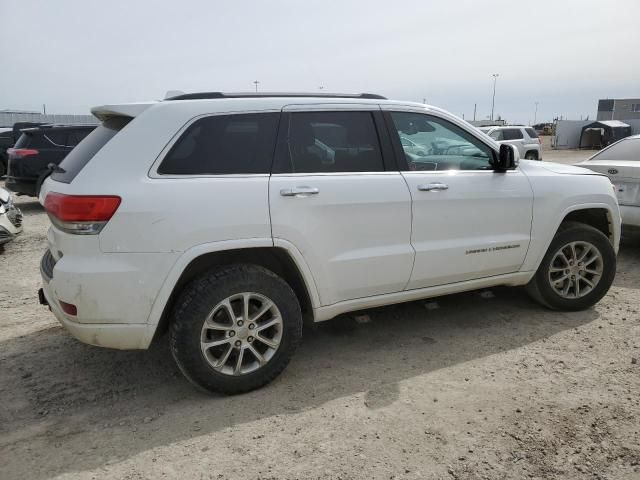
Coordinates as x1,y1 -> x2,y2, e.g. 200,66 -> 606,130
1,147 -> 639,480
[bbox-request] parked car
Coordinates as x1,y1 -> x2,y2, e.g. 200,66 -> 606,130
400,136 -> 427,156
38,92 -> 620,394
5,124 -> 95,196
0,128 -> 14,177
479,125 -> 542,160
0,187 -> 23,245
575,135 -> 640,233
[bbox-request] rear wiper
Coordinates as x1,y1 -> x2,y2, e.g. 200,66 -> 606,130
47,163 -> 66,174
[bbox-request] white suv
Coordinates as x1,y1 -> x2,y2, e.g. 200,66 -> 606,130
479,125 -> 543,160
38,92 -> 620,394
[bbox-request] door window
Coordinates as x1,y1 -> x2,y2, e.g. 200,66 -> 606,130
275,111 -> 384,173
389,112 -> 495,171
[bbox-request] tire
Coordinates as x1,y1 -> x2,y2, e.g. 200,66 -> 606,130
0,159 -> 6,177
169,264 -> 303,394
525,222 -> 616,311
524,151 -> 538,160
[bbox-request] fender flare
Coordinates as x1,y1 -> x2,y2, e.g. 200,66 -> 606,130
523,202 -> 620,273
145,237 -> 321,326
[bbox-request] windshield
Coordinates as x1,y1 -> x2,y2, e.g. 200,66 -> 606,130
590,138 -> 640,161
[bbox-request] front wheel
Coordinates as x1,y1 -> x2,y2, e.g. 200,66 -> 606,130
526,222 -> 616,311
169,264 -> 303,394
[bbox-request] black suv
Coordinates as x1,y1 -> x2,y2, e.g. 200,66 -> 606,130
0,128 -> 15,177
5,124 -> 95,196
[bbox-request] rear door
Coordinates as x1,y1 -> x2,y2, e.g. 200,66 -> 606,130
269,105 -> 414,306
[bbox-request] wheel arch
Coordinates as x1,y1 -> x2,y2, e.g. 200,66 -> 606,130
523,203 -> 620,274
148,240 -> 319,343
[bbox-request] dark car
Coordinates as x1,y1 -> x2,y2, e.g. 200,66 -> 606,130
5,124 -> 95,196
0,128 -> 15,177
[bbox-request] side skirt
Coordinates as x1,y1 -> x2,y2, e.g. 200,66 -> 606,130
313,271 -> 534,322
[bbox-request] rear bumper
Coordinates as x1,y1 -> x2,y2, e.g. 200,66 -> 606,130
620,205 -> 640,228
39,247 -> 178,350
40,271 -> 156,350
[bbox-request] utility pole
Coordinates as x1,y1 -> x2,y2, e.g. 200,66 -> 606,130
490,73 -> 499,121
43,104 -> 46,115
253,80 -> 260,92
473,103 -> 477,121
422,98 -> 426,104
534,101 -> 539,124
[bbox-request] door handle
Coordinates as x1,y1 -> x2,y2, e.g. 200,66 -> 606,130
280,186 -> 320,197
418,183 -> 449,192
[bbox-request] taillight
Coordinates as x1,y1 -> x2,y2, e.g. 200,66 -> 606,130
59,300 -> 78,316
44,192 -> 121,235
7,148 -> 39,158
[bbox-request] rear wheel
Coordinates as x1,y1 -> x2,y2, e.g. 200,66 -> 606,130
526,222 -> 616,311
524,151 -> 538,160
170,264 -> 303,394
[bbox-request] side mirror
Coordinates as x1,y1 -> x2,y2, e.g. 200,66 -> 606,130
494,144 -> 518,171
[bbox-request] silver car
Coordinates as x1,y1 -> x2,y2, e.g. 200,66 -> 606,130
575,135 -> 640,231
0,187 -> 23,245
479,126 -> 542,160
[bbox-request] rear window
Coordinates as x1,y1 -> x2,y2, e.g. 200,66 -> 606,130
67,129 -> 92,146
51,117 -> 131,183
43,131 -> 68,146
157,113 -> 280,175
14,132 -> 49,149
590,138 -> 640,161
525,128 -> 538,139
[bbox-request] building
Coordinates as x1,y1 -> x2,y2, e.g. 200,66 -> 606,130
596,98 -> 640,121
0,109 -> 96,128
467,119 -> 506,127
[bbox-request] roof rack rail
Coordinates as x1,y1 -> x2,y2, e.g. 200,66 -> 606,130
165,92 -> 387,101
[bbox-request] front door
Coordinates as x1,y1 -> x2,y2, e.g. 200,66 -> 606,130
269,106 -> 414,306
383,108 -> 534,290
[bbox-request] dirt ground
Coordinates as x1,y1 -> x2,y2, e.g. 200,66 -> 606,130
1,146 -> 639,479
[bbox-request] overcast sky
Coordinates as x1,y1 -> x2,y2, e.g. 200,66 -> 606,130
1,0 -> 638,123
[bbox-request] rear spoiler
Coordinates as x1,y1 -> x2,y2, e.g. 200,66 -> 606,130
90,102 -> 157,122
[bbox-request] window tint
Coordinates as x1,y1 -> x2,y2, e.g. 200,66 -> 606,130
67,129 -> 92,146
277,111 -> 384,173
489,130 -> 504,141
591,138 -> 640,161
158,113 -> 279,175
43,131 -> 68,146
525,128 -> 538,139
52,117 -> 131,183
503,128 -> 524,140
390,112 -> 494,171
14,132 -> 49,149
